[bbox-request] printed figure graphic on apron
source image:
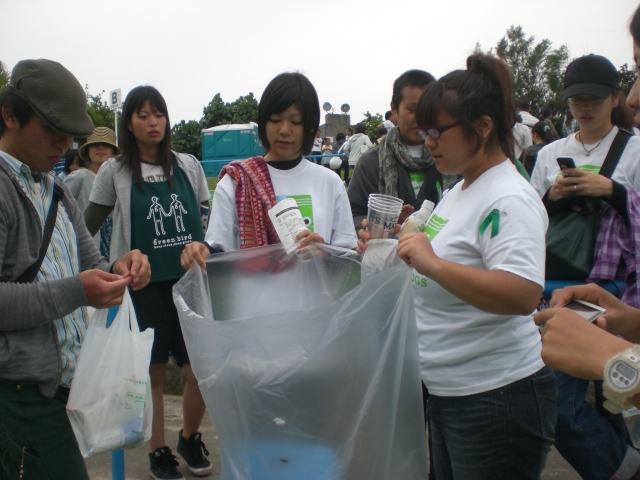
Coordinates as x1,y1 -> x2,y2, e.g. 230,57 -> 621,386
167,193 -> 188,232
147,196 -> 168,235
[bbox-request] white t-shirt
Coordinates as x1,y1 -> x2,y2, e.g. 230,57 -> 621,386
205,159 -> 357,251
311,136 -> 323,153
530,126 -> 640,197
414,160 -> 547,396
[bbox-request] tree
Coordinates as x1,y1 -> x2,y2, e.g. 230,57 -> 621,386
0,61 -> 9,91
494,26 -> 569,117
86,86 -> 115,130
618,64 -> 637,96
172,120 -> 202,159
201,93 -> 259,129
359,111 -> 384,143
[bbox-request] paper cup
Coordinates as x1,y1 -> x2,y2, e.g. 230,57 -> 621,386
268,198 -> 309,251
367,194 -> 402,239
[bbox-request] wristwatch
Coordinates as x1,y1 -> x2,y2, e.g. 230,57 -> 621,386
603,345 -> 640,413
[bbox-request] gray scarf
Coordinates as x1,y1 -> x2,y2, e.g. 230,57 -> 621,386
378,127 -> 434,198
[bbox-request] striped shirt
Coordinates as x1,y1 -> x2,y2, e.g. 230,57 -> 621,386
0,151 -> 87,387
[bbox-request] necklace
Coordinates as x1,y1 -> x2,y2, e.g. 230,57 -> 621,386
578,127 -> 614,157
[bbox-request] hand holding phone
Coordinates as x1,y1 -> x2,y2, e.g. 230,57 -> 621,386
563,299 -> 606,323
557,157 -> 577,176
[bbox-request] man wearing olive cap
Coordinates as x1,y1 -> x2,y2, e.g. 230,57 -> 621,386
0,59 -> 151,480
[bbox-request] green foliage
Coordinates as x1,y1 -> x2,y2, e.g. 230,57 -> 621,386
86,86 -> 115,130
618,64 -> 637,96
494,26 -> 569,118
172,120 -> 203,159
202,92 -> 259,129
0,61 -> 9,91
359,111 -> 384,143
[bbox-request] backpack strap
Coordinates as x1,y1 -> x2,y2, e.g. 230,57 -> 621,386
15,182 -> 65,283
598,128 -> 633,179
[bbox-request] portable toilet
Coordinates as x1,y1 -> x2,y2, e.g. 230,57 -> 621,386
201,122 -> 265,177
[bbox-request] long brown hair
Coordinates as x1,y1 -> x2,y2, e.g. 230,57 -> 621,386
118,86 -> 173,189
611,90 -> 635,129
417,53 -> 516,161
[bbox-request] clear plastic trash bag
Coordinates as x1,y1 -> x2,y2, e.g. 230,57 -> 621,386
173,243 -> 427,479
66,289 -> 154,457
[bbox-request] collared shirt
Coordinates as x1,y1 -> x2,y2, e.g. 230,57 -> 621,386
0,150 -> 87,387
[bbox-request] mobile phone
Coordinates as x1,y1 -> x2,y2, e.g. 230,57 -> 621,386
563,299 -> 606,323
557,157 -> 576,176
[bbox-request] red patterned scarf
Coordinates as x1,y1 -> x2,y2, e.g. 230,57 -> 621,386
219,156 -> 280,249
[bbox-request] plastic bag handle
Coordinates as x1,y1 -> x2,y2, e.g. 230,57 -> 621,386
107,288 -> 141,334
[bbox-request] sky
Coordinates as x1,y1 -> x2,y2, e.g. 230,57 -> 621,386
2,0 -> 639,128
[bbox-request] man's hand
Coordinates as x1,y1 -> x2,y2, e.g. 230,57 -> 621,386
397,204 -> 415,225
112,249 -> 150,291
550,284 -> 640,342
80,269 -> 132,309
534,307 -> 632,380
181,242 -> 210,270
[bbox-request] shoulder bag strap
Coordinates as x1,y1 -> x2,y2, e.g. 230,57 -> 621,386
598,129 -> 633,179
16,183 -> 65,283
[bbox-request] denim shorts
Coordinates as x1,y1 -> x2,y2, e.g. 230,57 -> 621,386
427,366 -> 557,480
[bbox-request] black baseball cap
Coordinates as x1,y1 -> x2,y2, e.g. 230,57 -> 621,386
562,54 -> 620,101
7,59 -> 94,137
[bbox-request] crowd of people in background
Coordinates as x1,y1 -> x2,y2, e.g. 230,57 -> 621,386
6,4 -> 640,480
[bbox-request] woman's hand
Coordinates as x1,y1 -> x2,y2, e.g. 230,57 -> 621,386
550,169 -> 614,200
295,230 -> 325,255
534,307 -> 632,380
356,219 -> 402,254
397,204 -> 415,225
181,242 -> 210,270
396,232 -> 442,277
112,249 -> 151,291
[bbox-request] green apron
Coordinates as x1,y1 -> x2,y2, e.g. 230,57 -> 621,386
130,163 -> 204,283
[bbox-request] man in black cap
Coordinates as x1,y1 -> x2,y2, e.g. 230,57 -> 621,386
0,59 -> 151,480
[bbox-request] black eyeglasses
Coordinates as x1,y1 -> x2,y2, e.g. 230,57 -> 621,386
418,121 -> 462,140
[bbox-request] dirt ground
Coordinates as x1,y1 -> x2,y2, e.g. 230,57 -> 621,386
84,394 -> 580,480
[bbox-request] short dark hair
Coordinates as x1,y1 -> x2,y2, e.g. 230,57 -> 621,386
346,127 -> 353,134
63,148 -> 82,174
0,90 -> 34,137
118,86 -> 173,189
385,110 -> 393,120
517,99 -> 530,111
377,126 -> 388,137
417,53 -> 516,160
336,132 -> 345,142
391,69 -> 436,110
258,72 -> 319,156
354,123 -> 366,134
540,107 -> 552,118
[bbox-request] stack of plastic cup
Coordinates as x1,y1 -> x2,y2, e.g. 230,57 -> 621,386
367,194 -> 403,238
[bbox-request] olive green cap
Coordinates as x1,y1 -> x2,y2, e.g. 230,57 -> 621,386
7,59 -> 94,137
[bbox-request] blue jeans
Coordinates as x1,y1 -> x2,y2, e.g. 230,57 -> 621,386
427,367 -> 557,480
554,371 -> 637,480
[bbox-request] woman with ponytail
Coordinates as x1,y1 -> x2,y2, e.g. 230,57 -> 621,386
359,53 -> 555,479
523,120 -> 559,174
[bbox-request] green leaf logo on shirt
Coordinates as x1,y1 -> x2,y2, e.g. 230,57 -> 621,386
410,172 -> 426,198
423,214 -> 449,241
479,209 -> 500,238
555,164 -> 600,180
288,195 -> 314,232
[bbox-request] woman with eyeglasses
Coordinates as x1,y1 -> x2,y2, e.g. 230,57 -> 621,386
358,53 -> 554,479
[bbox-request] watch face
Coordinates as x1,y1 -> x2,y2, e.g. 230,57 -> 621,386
611,362 -> 638,390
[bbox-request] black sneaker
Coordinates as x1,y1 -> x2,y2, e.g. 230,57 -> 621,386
177,430 -> 213,476
149,446 -> 184,480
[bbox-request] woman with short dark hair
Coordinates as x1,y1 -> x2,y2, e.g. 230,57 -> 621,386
181,72 -> 356,265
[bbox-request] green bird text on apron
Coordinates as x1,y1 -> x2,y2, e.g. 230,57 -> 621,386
130,162 -> 204,283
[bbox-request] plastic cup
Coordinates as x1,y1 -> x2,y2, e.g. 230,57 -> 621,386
366,194 -> 402,239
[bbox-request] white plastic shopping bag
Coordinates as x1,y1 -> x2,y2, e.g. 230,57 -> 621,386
66,289 -> 154,457
173,244 -> 428,480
